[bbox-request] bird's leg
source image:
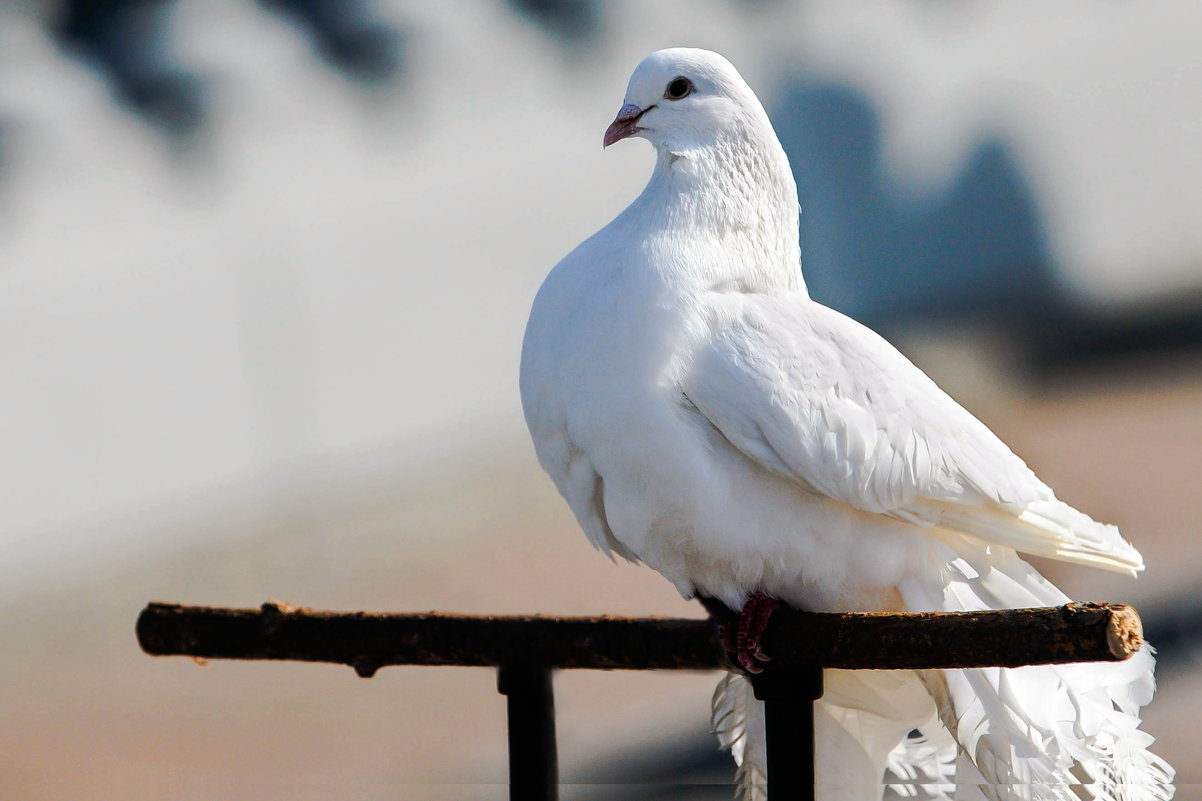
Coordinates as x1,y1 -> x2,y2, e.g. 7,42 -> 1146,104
697,593 -> 778,672
735,592 -> 779,674
696,595 -> 740,655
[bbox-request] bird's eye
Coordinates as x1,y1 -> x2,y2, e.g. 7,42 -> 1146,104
664,77 -> 693,101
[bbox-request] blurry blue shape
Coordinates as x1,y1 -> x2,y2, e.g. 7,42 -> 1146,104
506,0 -> 604,45
770,77 -> 1057,332
54,0 -> 207,137
771,76 -> 1202,372
258,0 -> 405,84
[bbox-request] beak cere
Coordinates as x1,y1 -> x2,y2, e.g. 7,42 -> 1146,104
603,103 -> 648,148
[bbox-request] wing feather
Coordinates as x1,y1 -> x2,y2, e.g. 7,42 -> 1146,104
684,294 -> 1143,574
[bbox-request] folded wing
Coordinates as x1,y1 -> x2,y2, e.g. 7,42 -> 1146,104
682,294 -> 1143,575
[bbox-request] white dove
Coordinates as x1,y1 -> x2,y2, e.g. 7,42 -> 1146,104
519,47 -> 1173,801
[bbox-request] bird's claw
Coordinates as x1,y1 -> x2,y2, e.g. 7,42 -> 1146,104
734,592 -> 779,674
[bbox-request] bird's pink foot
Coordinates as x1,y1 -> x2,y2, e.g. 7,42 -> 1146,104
735,592 -> 779,673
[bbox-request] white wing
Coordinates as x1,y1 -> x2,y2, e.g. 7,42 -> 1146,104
683,293 -> 1144,574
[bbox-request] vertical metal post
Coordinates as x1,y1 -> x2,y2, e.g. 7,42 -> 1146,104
497,663 -> 558,801
752,665 -> 824,801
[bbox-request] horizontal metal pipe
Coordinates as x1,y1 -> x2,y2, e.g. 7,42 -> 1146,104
136,600 -> 1142,675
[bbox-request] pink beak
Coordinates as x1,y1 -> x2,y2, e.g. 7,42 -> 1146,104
603,103 -> 648,148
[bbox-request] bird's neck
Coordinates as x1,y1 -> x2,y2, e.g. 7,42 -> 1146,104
639,132 -> 805,295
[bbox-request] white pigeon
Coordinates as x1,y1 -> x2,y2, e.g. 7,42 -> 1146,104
519,47 -> 1173,801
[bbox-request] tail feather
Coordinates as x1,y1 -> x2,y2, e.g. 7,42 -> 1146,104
922,497 -> 1144,577
713,671 -> 767,801
903,538 -> 1174,801
883,725 -> 960,801
711,536 -> 1173,800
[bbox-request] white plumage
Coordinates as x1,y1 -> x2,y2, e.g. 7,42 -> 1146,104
519,47 -> 1172,800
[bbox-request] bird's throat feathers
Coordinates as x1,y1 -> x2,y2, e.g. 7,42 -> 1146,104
637,125 -> 804,294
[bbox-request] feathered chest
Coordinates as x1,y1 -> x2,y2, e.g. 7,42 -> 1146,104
521,254 -> 691,436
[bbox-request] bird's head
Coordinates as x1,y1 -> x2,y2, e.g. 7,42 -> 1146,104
601,48 -> 802,287
603,48 -> 772,154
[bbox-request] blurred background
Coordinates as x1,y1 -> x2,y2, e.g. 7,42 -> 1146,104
2,0 -> 1201,798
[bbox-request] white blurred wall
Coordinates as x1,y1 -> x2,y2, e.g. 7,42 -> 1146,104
2,0 -> 1201,590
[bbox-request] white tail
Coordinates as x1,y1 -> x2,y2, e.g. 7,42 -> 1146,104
909,497 -> 1145,577
711,537 -> 1173,800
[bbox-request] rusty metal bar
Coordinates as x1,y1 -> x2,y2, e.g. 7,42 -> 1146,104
136,600 -> 1143,673
137,600 -> 1147,800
